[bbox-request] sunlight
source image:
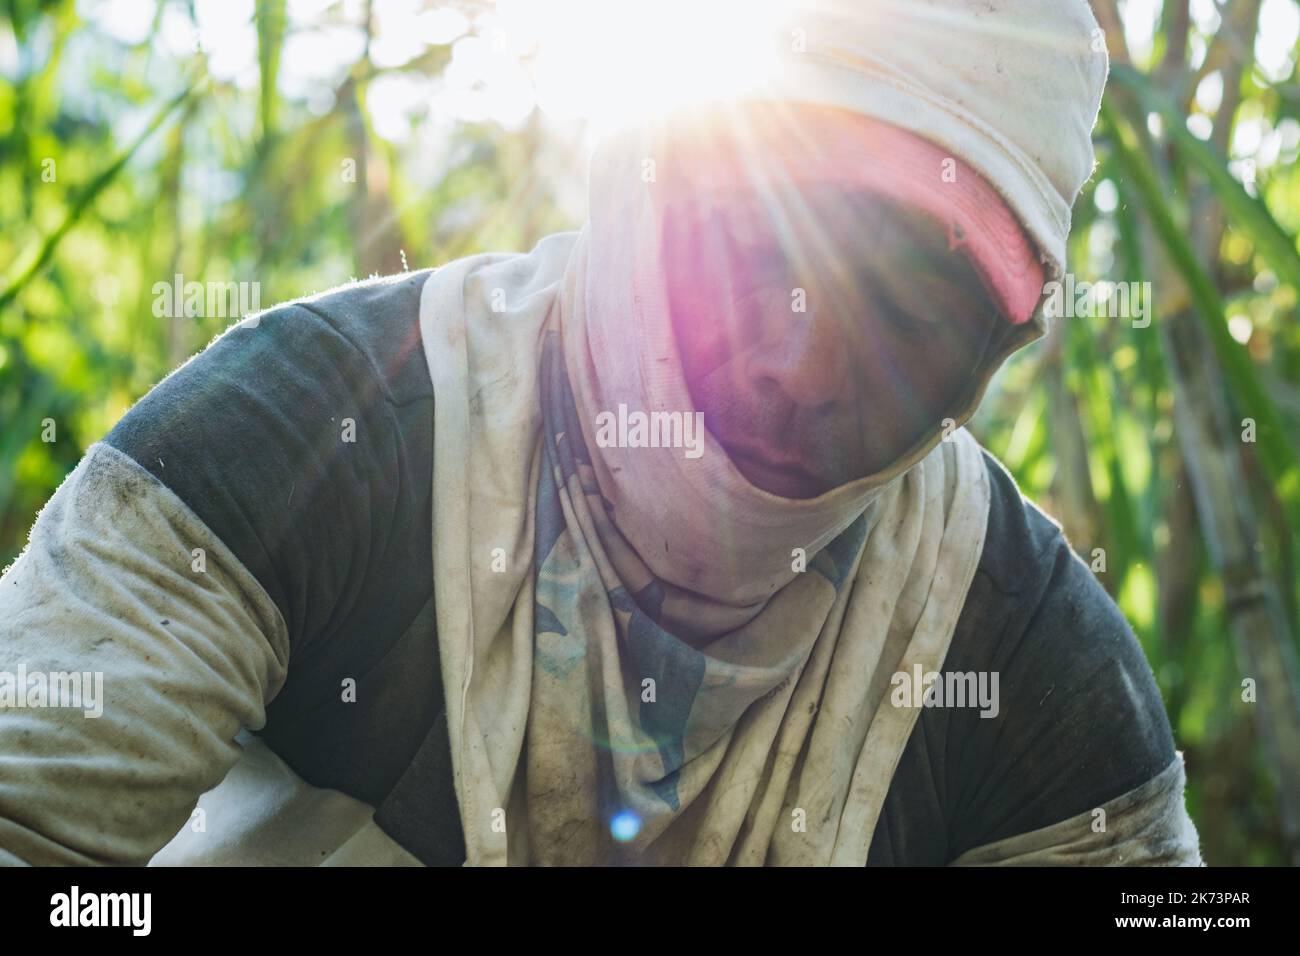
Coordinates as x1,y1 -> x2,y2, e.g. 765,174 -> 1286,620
521,0 -> 791,127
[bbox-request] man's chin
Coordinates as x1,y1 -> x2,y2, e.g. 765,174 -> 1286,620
729,453 -> 828,500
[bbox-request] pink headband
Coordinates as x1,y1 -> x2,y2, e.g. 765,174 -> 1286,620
661,103 -> 1047,325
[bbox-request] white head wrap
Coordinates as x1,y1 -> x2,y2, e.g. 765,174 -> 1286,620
756,0 -> 1108,283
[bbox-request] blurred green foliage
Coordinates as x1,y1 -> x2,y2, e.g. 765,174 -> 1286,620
1,0 -> 1298,865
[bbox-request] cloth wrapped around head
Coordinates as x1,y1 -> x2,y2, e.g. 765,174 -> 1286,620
419,0 -> 1115,866
756,0 -> 1108,296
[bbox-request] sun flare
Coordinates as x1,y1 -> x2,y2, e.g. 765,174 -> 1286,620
518,0 -> 792,127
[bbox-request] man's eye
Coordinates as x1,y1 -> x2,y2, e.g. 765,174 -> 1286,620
874,298 -> 930,341
723,233 -> 791,293
866,263 -> 972,331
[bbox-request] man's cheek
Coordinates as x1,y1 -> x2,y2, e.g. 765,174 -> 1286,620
674,299 -> 745,381
691,358 -> 758,443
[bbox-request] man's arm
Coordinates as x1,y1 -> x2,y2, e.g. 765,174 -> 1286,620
0,441 -> 289,864
0,275 -> 435,864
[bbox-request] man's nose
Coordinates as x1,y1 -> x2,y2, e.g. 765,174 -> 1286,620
743,305 -> 851,412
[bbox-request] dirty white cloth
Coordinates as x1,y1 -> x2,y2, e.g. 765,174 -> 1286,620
152,731 -> 421,867
422,179 -> 986,866
0,442 -> 288,865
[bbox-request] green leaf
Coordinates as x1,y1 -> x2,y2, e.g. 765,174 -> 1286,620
1099,96 -> 1298,489
0,79 -> 202,314
1109,64 -> 1300,296
256,0 -> 287,144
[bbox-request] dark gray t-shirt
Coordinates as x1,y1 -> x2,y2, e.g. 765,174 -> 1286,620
103,270 -> 1177,865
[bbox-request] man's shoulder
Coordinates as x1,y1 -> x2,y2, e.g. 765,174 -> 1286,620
963,447 -> 1164,707
931,447 -> 1177,854
109,268 -> 438,485
289,268 -> 433,325
974,448 -> 1070,597
237,268 -> 436,406
962,447 -> 1161,679
104,269 -> 440,650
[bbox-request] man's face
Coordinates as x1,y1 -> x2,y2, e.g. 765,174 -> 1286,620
664,181 -> 1002,499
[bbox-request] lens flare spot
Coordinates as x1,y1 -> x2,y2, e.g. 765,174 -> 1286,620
610,810 -> 641,842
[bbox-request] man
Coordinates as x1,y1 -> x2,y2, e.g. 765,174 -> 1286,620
0,0 -> 1201,865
